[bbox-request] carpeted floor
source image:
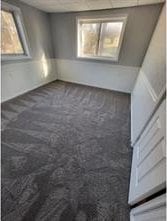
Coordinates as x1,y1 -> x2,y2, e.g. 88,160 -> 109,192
1,81 -> 132,221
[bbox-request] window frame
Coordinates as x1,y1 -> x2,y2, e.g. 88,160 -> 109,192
1,1 -> 31,61
76,15 -> 128,62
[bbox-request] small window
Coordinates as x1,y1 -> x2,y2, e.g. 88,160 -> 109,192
77,16 -> 127,61
1,2 -> 31,60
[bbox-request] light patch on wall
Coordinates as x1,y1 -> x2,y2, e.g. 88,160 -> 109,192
41,54 -> 49,78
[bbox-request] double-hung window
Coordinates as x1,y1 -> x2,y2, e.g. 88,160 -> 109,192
1,2 -> 31,60
77,16 -> 127,61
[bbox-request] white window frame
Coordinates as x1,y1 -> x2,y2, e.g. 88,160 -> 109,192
1,1 -> 31,61
76,15 -> 127,62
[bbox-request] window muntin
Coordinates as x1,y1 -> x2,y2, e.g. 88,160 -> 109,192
1,2 -> 31,60
77,16 -> 127,61
1,10 -> 24,55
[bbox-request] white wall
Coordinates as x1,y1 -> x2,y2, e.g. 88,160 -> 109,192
2,59 -> 57,102
50,5 -> 162,67
49,4 -> 162,95
56,59 -> 139,93
2,57 -> 139,103
131,5 -> 166,144
2,1 -> 164,103
1,0 -> 57,103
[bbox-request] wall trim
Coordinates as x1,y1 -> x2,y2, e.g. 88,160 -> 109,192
141,71 -> 166,104
131,70 -> 166,146
141,71 -> 158,102
130,194 -> 166,220
140,70 -> 166,104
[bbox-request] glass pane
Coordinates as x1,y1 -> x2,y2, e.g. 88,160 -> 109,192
79,23 -> 100,57
98,22 -> 123,58
1,10 -> 24,55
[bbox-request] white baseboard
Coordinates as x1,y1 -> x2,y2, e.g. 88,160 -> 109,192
56,59 -> 139,93
2,58 -> 57,102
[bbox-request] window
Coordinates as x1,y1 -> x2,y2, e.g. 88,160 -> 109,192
77,16 -> 127,61
1,2 -> 31,60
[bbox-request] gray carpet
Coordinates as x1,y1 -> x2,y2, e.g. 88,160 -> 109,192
1,81 -> 132,221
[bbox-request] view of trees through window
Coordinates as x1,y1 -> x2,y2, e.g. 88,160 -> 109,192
79,20 -> 124,59
81,23 -> 100,56
1,10 -> 24,55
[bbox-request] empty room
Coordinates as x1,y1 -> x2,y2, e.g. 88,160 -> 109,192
1,0 -> 166,220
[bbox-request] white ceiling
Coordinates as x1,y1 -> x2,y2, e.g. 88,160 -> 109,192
19,0 -> 165,13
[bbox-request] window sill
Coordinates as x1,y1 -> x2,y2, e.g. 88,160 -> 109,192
76,55 -> 119,63
1,54 -> 32,61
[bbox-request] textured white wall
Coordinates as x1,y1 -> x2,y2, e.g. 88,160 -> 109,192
56,59 -> 139,93
131,5 -> 166,144
2,59 -> 57,102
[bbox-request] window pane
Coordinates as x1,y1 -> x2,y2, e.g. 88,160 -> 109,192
79,23 -> 100,57
98,22 -> 123,58
1,10 -> 24,55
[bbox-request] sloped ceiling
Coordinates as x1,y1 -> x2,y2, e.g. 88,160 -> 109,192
19,0 -> 165,12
